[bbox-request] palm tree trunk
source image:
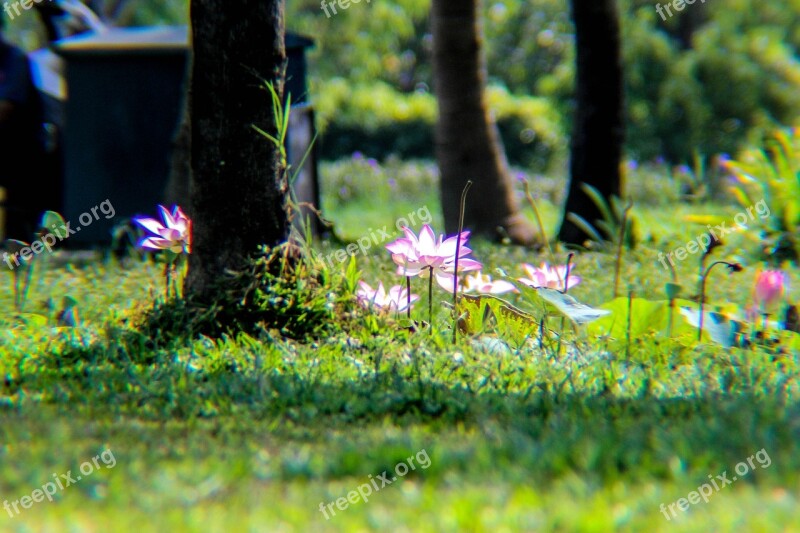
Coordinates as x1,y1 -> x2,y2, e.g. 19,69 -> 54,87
431,0 -> 537,245
186,0 -> 288,299
164,58 -> 191,212
558,0 -> 624,245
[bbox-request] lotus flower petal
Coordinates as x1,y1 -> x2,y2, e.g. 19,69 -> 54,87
518,262 -> 580,291
464,272 -> 517,295
357,280 -> 419,313
753,270 -> 788,312
134,205 -> 191,254
385,225 -> 482,295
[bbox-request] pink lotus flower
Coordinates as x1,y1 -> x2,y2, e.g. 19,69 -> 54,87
134,205 -> 191,254
385,225 -> 481,293
356,281 -> 419,313
463,271 -> 517,295
518,262 -> 581,292
753,270 -> 788,312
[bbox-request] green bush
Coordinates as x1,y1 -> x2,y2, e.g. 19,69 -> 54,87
658,25 -> 800,160
612,1 -> 800,162
314,80 -> 565,170
725,127 -> 800,260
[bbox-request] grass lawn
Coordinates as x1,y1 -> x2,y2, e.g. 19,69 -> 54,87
1,160 -> 799,532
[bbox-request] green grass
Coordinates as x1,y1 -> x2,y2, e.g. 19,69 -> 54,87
1,160 -> 799,532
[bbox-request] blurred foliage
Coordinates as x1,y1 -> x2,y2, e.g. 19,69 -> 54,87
314,80 -> 565,169
118,0 -> 187,26
6,0 -> 800,165
4,0 -> 188,50
321,154 -> 439,207
287,0 -> 800,164
724,127 -> 800,261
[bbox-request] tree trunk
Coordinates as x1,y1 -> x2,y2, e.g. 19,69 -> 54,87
558,0 -> 624,245
431,0 -> 537,245
673,2 -> 708,50
186,0 -> 288,299
164,58 -> 192,212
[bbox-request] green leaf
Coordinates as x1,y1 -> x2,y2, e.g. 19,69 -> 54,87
281,92 -> 292,146
728,186 -> 754,209
344,254 -> 360,294
251,125 -> 281,148
62,295 -> 78,309
595,220 -> 615,240
584,297 -> 698,339
580,183 -> 614,227
456,293 -> 538,345
13,313 -> 48,327
664,283 -> 682,300
565,213 -> 605,243
40,211 -> 65,231
455,294 -> 493,336
288,130 -> 319,186
532,287 -> 611,325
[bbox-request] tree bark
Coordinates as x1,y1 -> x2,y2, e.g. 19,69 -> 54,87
186,0 -> 288,299
164,58 -> 192,212
431,0 -> 537,245
558,0 -> 624,245
673,2 -> 708,50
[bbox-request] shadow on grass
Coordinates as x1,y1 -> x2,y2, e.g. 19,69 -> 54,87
6,341 -> 799,489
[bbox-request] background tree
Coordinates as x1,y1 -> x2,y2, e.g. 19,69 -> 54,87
557,0 -> 624,245
186,0 -> 289,299
431,0 -> 537,245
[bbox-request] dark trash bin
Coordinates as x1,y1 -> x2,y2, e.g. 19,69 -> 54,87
53,26 -> 318,245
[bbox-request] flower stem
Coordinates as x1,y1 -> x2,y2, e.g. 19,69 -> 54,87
562,253 -> 574,294
613,199 -> 633,298
666,258 -> 678,339
698,277 -> 707,342
626,287 -> 633,359
698,261 -> 742,341
13,268 -> 21,310
523,180 -> 555,264
453,180 -> 472,343
429,266 -> 433,331
406,276 -> 411,319
164,263 -> 171,301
